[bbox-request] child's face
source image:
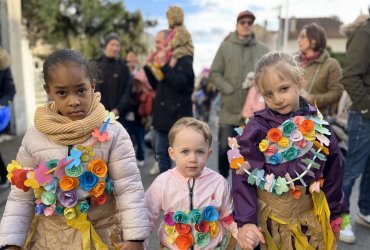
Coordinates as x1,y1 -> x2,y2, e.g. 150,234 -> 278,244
258,71 -> 301,115
168,127 -> 212,178
44,62 -> 95,121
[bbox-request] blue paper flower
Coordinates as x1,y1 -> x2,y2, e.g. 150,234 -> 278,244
55,205 -> 64,215
66,148 -> 82,170
105,177 -> 114,193
173,211 -> 189,224
35,203 -> 47,215
203,206 -> 219,222
189,209 -> 203,224
268,153 -> 283,165
78,201 -> 90,213
79,171 -> 99,191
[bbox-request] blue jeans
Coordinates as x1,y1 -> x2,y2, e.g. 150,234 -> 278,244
152,129 -> 172,173
342,110 -> 370,215
121,119 -> 146,161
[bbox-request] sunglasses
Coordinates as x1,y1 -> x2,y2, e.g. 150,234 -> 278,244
238,20 -> 254,26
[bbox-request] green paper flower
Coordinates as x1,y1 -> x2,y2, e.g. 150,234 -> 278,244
173,210 -> 189,224
41,190 -> 56,205
78,200 -> 90,213
65,164 -> 83,177
55,205 -> 64,215
282,147 -> 298,161
195,232 -> 211,248
189,209 -> 203,224
46,159 -> 58,169
282,120 -> 296,136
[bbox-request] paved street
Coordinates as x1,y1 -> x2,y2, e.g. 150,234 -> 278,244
0,129 -> 369,249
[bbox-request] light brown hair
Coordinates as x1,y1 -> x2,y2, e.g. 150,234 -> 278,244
169,117 -> 212,147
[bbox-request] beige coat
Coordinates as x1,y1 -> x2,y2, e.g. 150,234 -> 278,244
0,122 -> 150,248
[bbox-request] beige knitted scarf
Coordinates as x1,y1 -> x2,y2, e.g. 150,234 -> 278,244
34,93 -> 107,146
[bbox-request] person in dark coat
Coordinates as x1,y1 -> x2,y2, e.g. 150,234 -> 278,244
94,33 -> 132,121
0,47 -> 16,187
144,30 -> 194,174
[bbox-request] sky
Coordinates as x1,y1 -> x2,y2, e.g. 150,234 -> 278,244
124,0 -> 370,75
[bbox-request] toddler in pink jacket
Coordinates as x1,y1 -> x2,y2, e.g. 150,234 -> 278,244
145,117 -> 237,249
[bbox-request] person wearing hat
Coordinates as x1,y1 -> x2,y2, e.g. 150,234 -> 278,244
94,32 -> 132,122
209,10 -> 269,179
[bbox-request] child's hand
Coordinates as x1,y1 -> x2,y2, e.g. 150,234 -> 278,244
146,49 -> 156,64
237,223 -> 265,250
119,241 -> 144,250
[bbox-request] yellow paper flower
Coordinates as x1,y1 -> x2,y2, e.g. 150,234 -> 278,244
64,207 -> 76,220
277,137 -> 289,148
24,171 -> 40,189
303,129 -> 316,141
165,224 -> 176,235
6,160 -> 22,181
259,140 -> 269,152
33,188 -> 44,199
208,221 -> 220,238
76,145 -> 96,162
166,232 -> 177,244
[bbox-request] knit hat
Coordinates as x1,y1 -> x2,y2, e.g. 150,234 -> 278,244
102,33 -> 121,48
237,10 -> 255,23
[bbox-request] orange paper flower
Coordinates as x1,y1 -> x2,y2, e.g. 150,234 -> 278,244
175,223 -> 191,234
59,176 -> 79,191
313,141 -> 329,155
299,120 -> 314,135
230,157 -> 245,170
175,233 -> 194,250
87,159 -> 108,178
89,181 -> 106,197
289,185 -> 302,199
267,128 -> 282,142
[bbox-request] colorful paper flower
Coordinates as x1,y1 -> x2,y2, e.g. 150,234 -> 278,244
44,204 -> 56,216
93,193 -> 107,205
264,173 -> 276,192
64,207 -> 77,220
44,177 -> 58,193
227,149 -> 242,162
55,205 -> 64,215
330,217 -> 343,233
227,137 -> 240,149
166,232 -> 177,244
290,130 -> 303,142
295,139 -> 307,148
11,169 -> 30,192
59,189 -> 78,208
282,147 -> 298,161
92,128 -> 110,143
175,223 -> 191,234
173,211 -> 189,224
267,128 -> 282,143
289,185 -> 302,199
76,144 -> 96,162
89,181 -> 106,197
293,116 -> 305,127
41,190 -> 57,205
175,233 -> 194,250
77,201 -> 90,213
208,221 -> 220,238
268,152 -> 282,165
164,211 -> 176,226
34,162 -> 53,185
65,164 -> 84,177
258,139 -> 269,152
46,159 -> 58,170
79,171 -> 99,191
188,209 -> 203,224
66,148 -> 82,170
299,119 -> 314,135
202,206 -> 218,222
59,176 -> 79,191
282,120 -> 296,136
54,158 -> 71,179
230,157 -> 244,170
274,176 -> 289,195
35,203 -> 47,215
195,232 -> 211,248
105,177 -> 114,193
195,221 -> 209,233
220,214 -> 234,225
24,171 -> 40,189
164,224 -> 176,235
265,145 -> 277,156
277,137 -> 289,148
87,159 -> 108,178
6,160 -> 22,181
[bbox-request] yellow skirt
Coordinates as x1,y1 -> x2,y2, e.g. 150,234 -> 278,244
257,187 -> 336,250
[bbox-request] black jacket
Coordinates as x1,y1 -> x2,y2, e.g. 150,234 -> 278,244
94,55 -> 132,115
144,56 -> 194,131
0,49 -> 16,106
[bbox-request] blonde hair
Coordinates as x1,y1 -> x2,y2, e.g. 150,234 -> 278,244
167,6 -> 184,28
254,51 -> 303,91
169,117 -> 212,147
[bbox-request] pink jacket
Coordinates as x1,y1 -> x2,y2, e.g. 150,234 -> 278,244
241,84 -> 265,118
0,123 -> 149,247
145,167 -> 237,250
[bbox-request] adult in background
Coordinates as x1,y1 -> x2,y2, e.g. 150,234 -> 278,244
209,10 -> 268,178
144,29 -> 194,174
295,23 -> 343,117
124,50 -> 153,167
94,33 -> 132,122
0,47 -> 16,188
339,13 -> 370,244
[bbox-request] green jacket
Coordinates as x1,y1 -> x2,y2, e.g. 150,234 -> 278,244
210,32 -> 268,126
342,19 -> 370,119
296,50 -> 343,115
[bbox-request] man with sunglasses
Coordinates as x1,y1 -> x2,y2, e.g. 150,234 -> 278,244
209,10 -> 268,179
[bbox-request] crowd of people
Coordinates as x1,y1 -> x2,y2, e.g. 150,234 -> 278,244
0,5 -> 369,250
